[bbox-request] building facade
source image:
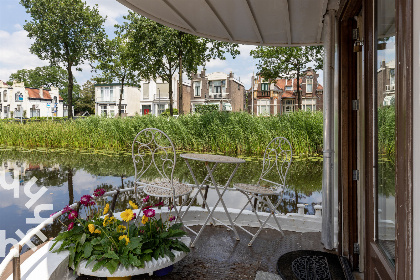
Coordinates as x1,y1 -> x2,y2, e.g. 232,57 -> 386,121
95,77 -> 180,117
248,68 -> 323,116
188,70 -> 245,113
0,80 -> 65,119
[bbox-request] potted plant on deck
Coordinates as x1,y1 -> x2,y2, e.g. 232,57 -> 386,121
50,188 -> 190,280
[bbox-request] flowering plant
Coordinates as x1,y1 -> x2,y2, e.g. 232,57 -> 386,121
50,189 -> 189,275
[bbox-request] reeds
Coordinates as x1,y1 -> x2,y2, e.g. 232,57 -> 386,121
0,111 -> 324,156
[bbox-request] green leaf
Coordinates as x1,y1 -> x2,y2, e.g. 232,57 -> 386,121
85,255 -> 100,267
92,259 -> 107,272
83,242 -> 93,258
105,259 -> 119,274
103,250 -> 119,260
80,233 -> 86,245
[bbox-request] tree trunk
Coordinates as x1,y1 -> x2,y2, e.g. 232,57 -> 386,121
118,76 -> 125,117
168,75 -> 174,116
178,32 -> 184,115
68,168 -> 74,205
67,65 -> 73,119
296,66 -> 302,110
178,56 -> 183,115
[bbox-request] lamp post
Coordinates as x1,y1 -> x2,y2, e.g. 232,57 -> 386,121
158,87 -> 161,116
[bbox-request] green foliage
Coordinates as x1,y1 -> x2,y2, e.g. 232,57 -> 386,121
8,66 -> 72,89
250,46 -> 324,109
20,0 -> 107,118
120,12 -> 240,116
160,108 -> 178,117
194,104 -> 219,114
50,193 -> 189,274
0,111 -> 323,156
74,80 -> 95,115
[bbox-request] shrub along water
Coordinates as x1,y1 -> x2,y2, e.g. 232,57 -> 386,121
0,111 -> 324,156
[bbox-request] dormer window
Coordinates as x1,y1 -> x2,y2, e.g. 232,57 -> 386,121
306,78 -> 313,93
15,92 -> 23,102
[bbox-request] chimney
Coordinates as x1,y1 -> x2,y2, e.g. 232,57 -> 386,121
39,87 -> 43,99
201,68 -> 206,78
229,71 -> 234,78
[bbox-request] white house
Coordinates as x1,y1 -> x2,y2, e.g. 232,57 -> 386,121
0,80 -> 65,119
95,76 -> 179,117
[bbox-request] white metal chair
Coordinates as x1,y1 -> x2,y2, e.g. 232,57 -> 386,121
132,128 -> 193,222
233,137 -> 292,246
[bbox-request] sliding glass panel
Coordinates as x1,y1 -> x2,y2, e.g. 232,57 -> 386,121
375,0 -> 396,266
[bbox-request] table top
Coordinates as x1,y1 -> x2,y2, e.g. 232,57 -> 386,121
180,153 -> 246,164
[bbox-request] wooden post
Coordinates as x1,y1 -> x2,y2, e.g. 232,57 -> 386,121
12,245 -> 22,280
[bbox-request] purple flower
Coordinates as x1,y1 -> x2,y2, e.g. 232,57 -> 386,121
168,205 -> 174,211
143,208 -> 155,218
80,195 -> 93,206
142,205 -> 153,210
154,201 -> 164,207
131,213 -> 137,221
67,222 -> 74,231
143,195 -> 150,202
62,205 -> 72,214
169,216 -> 176,222
88,200 -> 96,206
93,188 -> 106,197
68,211 -> 78,220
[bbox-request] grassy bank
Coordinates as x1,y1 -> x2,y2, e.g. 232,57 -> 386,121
0,111 -> 323,156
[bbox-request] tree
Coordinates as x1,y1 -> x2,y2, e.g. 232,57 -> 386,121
94,36 -> 141,117
20,0 -> 107,119
74,80 -> 95,115
250,46 -> 324,109
121,12 -> 240,116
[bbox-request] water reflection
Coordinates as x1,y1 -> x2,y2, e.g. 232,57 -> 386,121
0,150 -> 322,260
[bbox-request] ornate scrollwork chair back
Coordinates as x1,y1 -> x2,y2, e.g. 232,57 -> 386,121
132,128 -> 176,189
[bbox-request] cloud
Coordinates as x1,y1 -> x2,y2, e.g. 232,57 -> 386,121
238,44 -> 257,58
85,0 -> 129,27
206,59 -> 227,68
0,29 -> 48,81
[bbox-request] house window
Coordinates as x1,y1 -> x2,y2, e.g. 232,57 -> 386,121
101,87 -> 113,101
285,86 -> 292,91
30,105 -> 40,117
194,81 -> 201,97
389,69 -> 395,85
261,83 -> 269,91
15,92 -> 23,102
157,104 -> 165,115
110,105 -> 115,117
143,83 -> 149,99
282,99 -> 295,114
3,90 -> 7,102
100,105 -> 107,116
119,105 -> 126,115
257,100 -> 270,116
306,78 -> 313,93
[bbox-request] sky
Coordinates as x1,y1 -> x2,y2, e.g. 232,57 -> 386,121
0,0 -> 321,90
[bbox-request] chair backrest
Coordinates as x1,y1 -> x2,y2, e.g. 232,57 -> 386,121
132,128 -> 176,188
258,137 -> 293,192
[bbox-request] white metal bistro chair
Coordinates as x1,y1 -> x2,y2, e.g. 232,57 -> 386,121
132,128 -> 193,222
233,137 -> 292,246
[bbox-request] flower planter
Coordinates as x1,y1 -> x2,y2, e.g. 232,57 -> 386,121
75,237 -> 190,278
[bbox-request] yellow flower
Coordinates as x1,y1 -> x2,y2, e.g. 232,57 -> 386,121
117,225 -> 126,233
119,235 -> 130,245
94,229 -> 101,234
88,224 -> 95,234
129,201 -> 138,209
141,215 -> 148,224
120,209 -> 134,222
103,204 -> 110,215
109,217 -> 116,223
103,215 -> 109,227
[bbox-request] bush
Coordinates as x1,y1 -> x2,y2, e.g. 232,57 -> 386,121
194,104 -> 219,114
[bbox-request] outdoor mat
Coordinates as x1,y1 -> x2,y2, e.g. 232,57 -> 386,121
276,250 -> 354,280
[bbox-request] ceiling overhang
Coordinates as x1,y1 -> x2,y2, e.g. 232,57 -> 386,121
116,0 -> 339,46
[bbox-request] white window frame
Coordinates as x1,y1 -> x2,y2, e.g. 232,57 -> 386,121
306,78 -> 313,93
194,81 -> 201,97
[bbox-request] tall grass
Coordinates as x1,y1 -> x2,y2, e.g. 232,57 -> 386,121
0,111 -> 324,156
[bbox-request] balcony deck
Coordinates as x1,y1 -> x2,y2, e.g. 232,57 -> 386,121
77,226 -> 327,280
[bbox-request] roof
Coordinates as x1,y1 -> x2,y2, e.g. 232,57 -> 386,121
317,84 -> 324,90
26,88 -> 63,101
116,0 -> 339,46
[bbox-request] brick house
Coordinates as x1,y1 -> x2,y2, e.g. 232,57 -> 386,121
248,68 -> 323,115
187,70 -> 245,113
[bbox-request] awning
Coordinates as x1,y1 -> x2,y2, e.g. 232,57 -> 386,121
116,0 -> 339,46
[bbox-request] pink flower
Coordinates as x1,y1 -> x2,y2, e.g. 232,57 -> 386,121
93,188 -> 106,197
88,200 -> 96,206
154,201 -> 164,207
62,205 -> 72,214
50,211 -> 57,217
169,216 -> 176,222
143,196 -> 150,202
68,211 -> 78,220
142,205 -> 153,210
80,195 -> 93,206
131,213 -> 137,221
67,222 -> 74,231
168,205 -> 174,211
143,208 -> 155,218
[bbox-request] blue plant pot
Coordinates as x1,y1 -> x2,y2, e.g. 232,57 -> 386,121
153,265 -> 174,276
